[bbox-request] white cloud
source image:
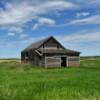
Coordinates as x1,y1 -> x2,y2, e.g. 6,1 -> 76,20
19,34 -> 29,39
0,1 -> 76,27
38,1 -> 77,11
8,32 -> 15,36
0,2 -> 35,26
33,24 -> 39,30
56,30 -> 100,43
69,14 -> 100,25
33,17 -> 56,30
87,0 -> 100,4
0,1 -> 77,33
8,26 -> 23,33
75,0 -> 100,5
38,17 -> 55,25
55,30 -> 100,55
76,12 -> 90,18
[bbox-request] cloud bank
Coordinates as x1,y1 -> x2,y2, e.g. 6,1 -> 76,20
0,1 -> 76,26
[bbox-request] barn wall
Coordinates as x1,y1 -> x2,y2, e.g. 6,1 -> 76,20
45,56 -> 61,68
68,61 -> 80,67
38,56 -> 45,67
21,50 -> 42,67
68,56 -> 80,67
44,54 -> 69,68
21,51 -> 80,68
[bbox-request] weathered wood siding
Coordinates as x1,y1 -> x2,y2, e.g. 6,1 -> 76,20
21,50 -> 41,67
39,38 -> 64,50
45,56 -> 61,68
68,56 -> 80,67
21,51 -> 80,67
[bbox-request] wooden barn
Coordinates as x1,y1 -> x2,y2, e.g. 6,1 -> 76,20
21,36 -> 80,68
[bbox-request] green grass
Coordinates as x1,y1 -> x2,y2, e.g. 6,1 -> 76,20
0,59 -> 100,100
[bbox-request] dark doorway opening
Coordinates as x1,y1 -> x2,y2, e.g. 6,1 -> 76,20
61,57 -> 66,67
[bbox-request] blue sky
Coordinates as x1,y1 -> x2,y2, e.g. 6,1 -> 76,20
0,0 -> 100,58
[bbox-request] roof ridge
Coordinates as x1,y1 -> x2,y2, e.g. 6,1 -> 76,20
22,36 -> 80,53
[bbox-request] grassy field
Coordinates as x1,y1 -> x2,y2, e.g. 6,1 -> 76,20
0,58 -> 20,63
0,59 -> 100,100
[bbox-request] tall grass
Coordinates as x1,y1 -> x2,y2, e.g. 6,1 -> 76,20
0,59 -> 100,100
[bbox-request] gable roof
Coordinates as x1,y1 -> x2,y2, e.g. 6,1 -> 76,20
22,36 -> 80,54
22,36 -> 65,51
22,36 -> 51,52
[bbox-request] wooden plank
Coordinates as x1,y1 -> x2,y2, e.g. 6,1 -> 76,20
45,56 -> 61,68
